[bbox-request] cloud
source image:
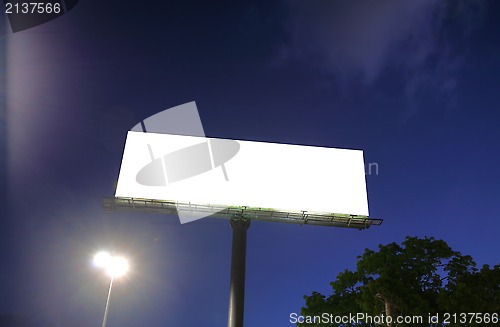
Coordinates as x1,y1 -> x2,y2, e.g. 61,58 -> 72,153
279,0 -> 486,111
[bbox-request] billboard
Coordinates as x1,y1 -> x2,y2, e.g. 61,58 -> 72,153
115,131 -> 369,223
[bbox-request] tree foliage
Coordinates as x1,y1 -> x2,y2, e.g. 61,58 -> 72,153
299,236 -> 499,326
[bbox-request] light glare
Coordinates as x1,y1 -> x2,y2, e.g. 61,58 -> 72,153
93,251 -> 111,268
106,256 -> 129,278
93,252 -> 129,278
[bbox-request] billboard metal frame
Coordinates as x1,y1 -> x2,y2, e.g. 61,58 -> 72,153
106,101 -> 382,326
103,197 -> 382,230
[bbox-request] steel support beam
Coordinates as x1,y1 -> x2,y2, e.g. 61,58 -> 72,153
227,217 -> 250,327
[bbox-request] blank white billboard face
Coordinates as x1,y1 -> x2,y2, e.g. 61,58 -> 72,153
115,132 -> 369,221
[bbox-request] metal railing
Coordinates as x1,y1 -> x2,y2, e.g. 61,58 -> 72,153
103,197 -> 382,230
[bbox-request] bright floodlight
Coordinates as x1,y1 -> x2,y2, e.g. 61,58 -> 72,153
92,252 -> 129,327
93,252 -> 129,278
106,256 -> 129,278
94,251 -> 112,268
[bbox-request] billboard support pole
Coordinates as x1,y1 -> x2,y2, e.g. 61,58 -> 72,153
228,217 -> 250,327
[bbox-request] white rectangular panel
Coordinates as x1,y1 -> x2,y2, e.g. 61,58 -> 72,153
115,131 -> 369,216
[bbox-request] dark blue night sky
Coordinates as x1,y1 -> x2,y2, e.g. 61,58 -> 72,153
1,1 -> 499,326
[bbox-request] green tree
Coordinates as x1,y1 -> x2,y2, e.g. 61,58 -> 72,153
299,236 -> 499,326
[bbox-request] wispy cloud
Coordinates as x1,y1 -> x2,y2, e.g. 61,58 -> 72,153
279,0 -> 486,113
